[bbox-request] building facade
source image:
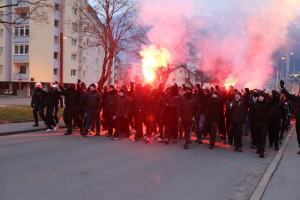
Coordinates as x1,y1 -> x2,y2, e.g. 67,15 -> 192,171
0,0 -> 104,96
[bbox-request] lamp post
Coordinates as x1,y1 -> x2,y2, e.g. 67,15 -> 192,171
59,0 -> 65,84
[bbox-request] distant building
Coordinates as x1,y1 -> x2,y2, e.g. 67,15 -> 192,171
166,65 -> 197,88
0,0 -> 104,96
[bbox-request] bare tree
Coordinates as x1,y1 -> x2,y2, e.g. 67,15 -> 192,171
0,0 -> 54,29
78,0 -> 146,88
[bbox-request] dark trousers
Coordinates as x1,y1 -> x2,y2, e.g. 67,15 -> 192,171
231,123 -> 243,147
33,104 -> 45,124
182,120 -> 194,144
107,111 -> 116,135
114,116 -> 129,137
196,113 -> 207,141
85,109 -> 100,133
46,106 -> 56,129
63,106 -> 75,133
165,113 -> 178,139
268,119 -> 281,148
209,121 -> 218,145
250,119 -> 257,146
296,118 -> 300,148
225,117 -> 233,145
255,122 -> 268,154
134,111 -> 144,138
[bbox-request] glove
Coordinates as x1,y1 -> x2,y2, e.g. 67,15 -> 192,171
280,80 -> 284,88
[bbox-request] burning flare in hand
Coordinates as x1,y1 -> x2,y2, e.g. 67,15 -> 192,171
140,45 -> 172,83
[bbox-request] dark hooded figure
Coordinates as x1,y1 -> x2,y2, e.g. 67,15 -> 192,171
268,90 -> 286,151
163,85 -> 181,144
229,89 -> 250,152
206,91 -> 224,149
178,87 -> 199,149
103,85 -> 118,137
281,80 -> 300,154
252,92 -> 269,158
132,84 -> 146,141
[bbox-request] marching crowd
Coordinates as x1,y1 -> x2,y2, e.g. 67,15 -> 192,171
30,80 -> 300,158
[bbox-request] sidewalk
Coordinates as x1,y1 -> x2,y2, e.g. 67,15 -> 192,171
0,121 -> 66,136
250,124 -> 300,200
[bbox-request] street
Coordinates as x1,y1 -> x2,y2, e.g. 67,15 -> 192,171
0,129 -> 278,200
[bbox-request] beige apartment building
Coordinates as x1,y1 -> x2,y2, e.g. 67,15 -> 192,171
0,0 -> 105,96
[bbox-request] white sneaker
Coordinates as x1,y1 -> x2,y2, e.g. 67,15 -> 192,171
52,127 -> 56,131
46,129 -> 52,132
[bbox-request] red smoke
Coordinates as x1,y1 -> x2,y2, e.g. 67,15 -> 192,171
138,0 -> 300,89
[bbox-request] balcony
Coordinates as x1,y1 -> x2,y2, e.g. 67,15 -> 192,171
13,73 -> 29,81
13,55 -> 29,62
14,18 -> 29,24
14,36 -> 29,43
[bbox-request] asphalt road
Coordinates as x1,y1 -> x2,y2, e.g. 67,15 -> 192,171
0,129 -> 277,200
0,96 -> 31,106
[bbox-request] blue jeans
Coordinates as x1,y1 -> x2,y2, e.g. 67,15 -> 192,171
197,113 -> 206,140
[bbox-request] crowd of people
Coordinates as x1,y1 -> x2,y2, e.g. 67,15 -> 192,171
30,79 -> 299,158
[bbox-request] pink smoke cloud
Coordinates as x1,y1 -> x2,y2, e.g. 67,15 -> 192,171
138,0 -> 300,89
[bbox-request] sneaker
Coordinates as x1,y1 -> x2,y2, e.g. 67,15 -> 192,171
250,145 -> 257,149
209,144 -> 214,149
183,144 -> 189,149
157,137 -> 163,143
144,137 -> 150,144
46,129 -> 52,132
111,137 -> 119,140
238,147 -> 242,152
52,126 -> 56,131
259,153 -> 264,158
64,131 -> 72,135
163,139 -> 169,145
33,124 -> 39,127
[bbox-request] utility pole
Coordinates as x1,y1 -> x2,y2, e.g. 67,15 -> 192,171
59,0 -> 65,84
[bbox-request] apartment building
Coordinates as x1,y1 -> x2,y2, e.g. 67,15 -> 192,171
0,0 -> 105,96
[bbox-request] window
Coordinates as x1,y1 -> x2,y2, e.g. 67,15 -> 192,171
55,3 -> 60,11
72,8 -> 77,15
0,11 -> 3,21
15,26 -> 29,37
14,44 -> 29,55
20,13 -> 27,19
71,54 -> 77,61
71,38 -> 77,46
71,69 -> 76,76
0,65 -> 3,74
54,52 -> 58,59
54,36 -> 59,44
54,20 -> 59,27
72,23 -> 77,31
19,66 -> 26,74
53,68 -> 58,75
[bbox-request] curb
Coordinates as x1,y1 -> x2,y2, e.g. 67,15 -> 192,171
0,125 -> 67,136
249,125 -> 295,200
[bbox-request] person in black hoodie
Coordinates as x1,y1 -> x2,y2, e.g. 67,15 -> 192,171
83,83 -> 102,136
31,82 -> 47,126
163,85 -> 181,144
252,92 -> 269,158
206,91 -> 224,149
229,89 -> 250,152
268,90 -> 285,151
103,85 -> 118,137
45,85 -> 59,132
59,83 -> 80,135
178,87 -> 199,149
112,88 -> 131,140
280,80 -> 300,154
